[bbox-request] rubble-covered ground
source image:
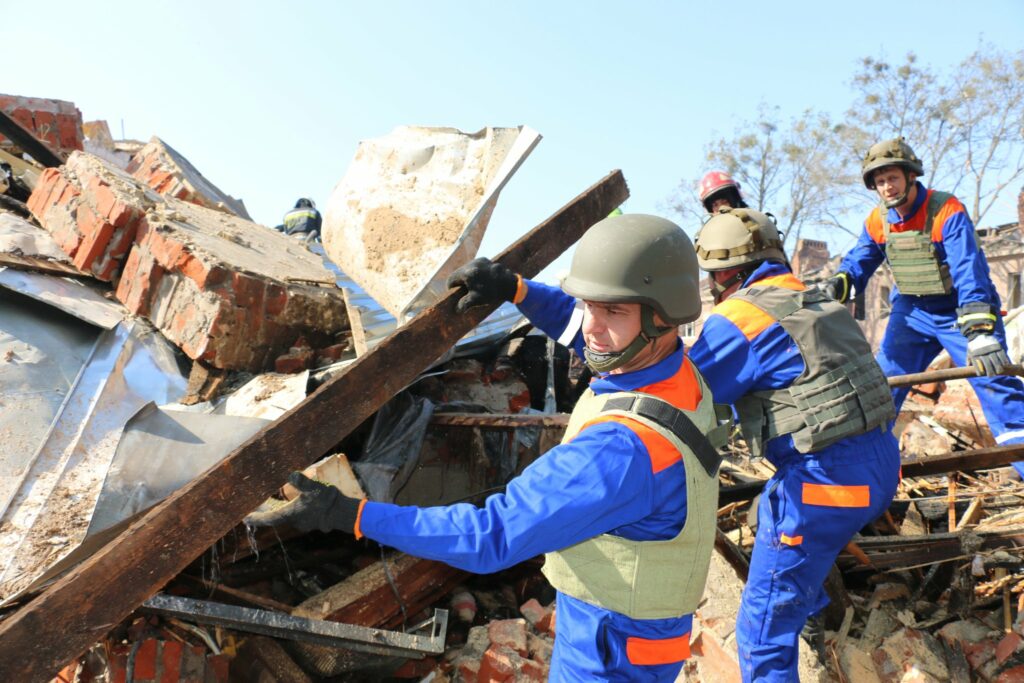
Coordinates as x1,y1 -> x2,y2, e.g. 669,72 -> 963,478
4,94 -> 1024,683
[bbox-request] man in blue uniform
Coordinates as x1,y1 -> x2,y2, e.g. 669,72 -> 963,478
248,213 -> 726,681
825,138 -> 1024,473
691,208 -> 901,681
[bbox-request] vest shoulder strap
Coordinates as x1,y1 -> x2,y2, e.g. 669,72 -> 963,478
925,190 -> 958,239
731,284 -> 804,321
602,394 -> 725,477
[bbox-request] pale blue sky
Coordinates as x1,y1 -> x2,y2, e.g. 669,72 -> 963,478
5,1 -> 1024,278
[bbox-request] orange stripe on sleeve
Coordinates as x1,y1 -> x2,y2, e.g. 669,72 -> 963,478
582,415 -> 681,474
780,533 -> 803,546
626,633 -> 691,665
802,483 -> 870,508
713,298 -> 777,341
865,208 -> 885,243
512,275 -> 528,304
353,499 -> 368,540
931,195 -> 967,242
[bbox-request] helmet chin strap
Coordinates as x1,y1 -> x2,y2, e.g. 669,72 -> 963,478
882,169 -> 913,209
709,268 -> 750,305
583,305 -> 674,373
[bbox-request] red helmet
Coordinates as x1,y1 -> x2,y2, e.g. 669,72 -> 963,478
698,171 -> 747,212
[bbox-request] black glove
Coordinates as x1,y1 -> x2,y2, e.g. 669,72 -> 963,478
446,257 -> 520,313
958,302 -> 1008,376
966,334 -> 1011,376
822,272 -> 851,304
245,472 -> 362,534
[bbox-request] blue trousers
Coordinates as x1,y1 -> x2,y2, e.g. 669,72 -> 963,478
549,592 -> 692,682
736,430 -> 900,682
877,299 -> 1024,473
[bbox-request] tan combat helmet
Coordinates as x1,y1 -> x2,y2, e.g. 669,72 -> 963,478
861,137 -> 925,190
561,213 -> 701,372
694,208 -> 786,272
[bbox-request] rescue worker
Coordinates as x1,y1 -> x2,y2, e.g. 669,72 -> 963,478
279,197 -> 322,241
825,138 -> 1024,473
690,208 -> 901,681
699,170 -> 748,214
247,214 -> 727,681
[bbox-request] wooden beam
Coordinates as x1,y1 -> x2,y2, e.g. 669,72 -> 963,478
0,110 -> 65,168
714,528 -> 749,581
430,412 -> 570,429
888,364 -> 1024,388
292,553 -> 465,628
0,170 -> 629,682
718,443 -> 1024,505
900,443 -> 1024,478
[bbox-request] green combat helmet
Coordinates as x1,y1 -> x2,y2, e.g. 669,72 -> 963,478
561,213 -> 701,372
861,137 -> 925,192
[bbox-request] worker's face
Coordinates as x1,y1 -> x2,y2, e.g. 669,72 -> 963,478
709,197 -> 733,214
708,266 -> 747,304
872,167 -> 915,207
581,301 -> 642,354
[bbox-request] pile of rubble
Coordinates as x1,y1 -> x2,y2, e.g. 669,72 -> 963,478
5,91 -> 1024,683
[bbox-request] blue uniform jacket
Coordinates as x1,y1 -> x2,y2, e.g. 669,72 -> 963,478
357,279 -> 701,678
838,182 -> 999,313
687,261 -> 888,466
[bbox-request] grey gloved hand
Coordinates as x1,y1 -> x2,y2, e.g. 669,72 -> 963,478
446,257 -> 520,313
967,334 -> 1011,377
822,272 -> 851,304
245,472 -> 362,534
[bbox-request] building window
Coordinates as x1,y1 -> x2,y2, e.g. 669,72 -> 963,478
879,286 -> 891,318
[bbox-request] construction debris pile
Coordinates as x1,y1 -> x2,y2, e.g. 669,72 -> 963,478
4,92 -> 1024,683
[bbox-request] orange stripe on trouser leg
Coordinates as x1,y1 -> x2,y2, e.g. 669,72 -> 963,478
626,633 -> 691,665
780,533 -> 803,546
802,483 -> 870,508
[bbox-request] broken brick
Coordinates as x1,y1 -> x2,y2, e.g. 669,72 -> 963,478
487,619 -> 528,657
478,644 -> 519,682
519,598 -> 547,627
998,633 -> 1023,665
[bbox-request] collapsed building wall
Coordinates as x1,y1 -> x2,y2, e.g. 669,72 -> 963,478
26,151 -> 349,371
0,94 -> 83,156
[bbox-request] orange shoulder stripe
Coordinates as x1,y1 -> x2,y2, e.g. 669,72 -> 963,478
865,207 -> 885,244
583,415 -> 682,474
931,195 -> 966,242
632,357 -> 701,411
626,633 -> 691,665
712,298 -> 776,341
750,272 -> 807,291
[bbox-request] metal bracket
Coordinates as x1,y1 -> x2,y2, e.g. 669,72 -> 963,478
141,593 -> 448,659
